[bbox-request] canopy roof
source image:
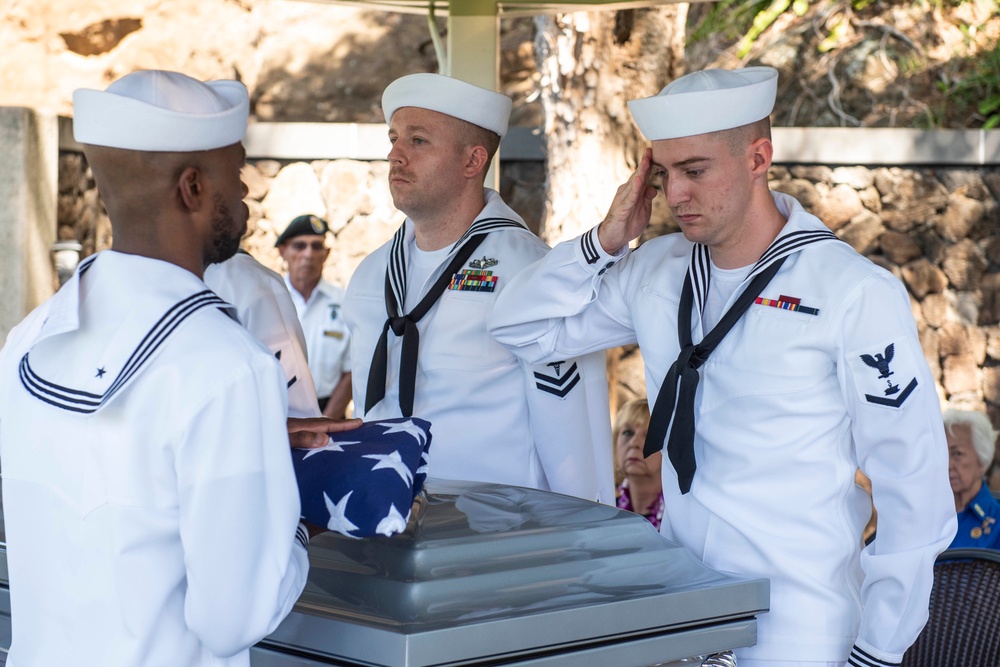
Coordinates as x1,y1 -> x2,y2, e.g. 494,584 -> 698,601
303,1 -> 687,16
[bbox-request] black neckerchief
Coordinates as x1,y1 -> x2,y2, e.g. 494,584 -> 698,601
645,228 -> 840,494
364,217 -> 524,417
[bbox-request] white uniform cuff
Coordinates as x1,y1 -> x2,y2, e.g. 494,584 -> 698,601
295,521 -> 311,550
848,643 -> 901,667
576,226 -> 626,275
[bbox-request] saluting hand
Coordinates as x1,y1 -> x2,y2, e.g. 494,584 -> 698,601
288,416 -> 363,449
597,148 -> 657,254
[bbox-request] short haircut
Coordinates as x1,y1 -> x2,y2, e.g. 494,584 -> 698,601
719,117 -> 772,156
944,409 -> 998,469
452,117 -> 501,180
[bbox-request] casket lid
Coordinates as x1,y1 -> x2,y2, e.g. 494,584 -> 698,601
262,479 -> 769,666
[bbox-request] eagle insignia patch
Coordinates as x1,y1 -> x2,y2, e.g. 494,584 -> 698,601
848,340 -> 919,409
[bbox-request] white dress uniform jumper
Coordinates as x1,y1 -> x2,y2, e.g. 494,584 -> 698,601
205,251 -> 322,418
346,190 -> 614,503
285,276 -> 351,406
489,192 -> 956,666
0,252 -> 309,666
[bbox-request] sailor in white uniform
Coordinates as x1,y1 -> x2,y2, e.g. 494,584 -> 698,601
345,73 -> 613,503
0,71 -> 311,667
205,250 -> 322,418
489,67 -> 956,666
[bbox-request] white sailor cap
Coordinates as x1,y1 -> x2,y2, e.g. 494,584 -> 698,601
381,73 -> 512,138
73,70 -> 249,152
628,67 -> 778,141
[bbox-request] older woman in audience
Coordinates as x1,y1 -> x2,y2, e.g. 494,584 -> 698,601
613,398 -> 664,530
945,409 -> 1000,550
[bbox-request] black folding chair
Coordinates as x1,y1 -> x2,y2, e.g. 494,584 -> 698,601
901,547 -> 1000,666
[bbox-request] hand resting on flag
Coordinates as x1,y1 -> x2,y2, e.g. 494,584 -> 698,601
292,417 -> 432,538
288,416 -> 363,448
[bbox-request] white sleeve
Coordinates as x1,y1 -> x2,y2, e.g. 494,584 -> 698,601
260,293 -> 322,419
489,227 -> 638,364
241,289 -> 322,419
522,349 -> 614,504
175,357 -> 309,658
836,272 -> 956,666
204,258 -> 321,418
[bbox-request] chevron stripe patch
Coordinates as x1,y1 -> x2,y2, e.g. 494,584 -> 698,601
534,361 -> 581,398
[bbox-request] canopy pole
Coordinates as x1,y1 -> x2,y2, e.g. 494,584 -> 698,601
447,2 -> 501,189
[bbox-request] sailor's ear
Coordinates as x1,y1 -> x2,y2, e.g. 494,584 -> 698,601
177,167 -> 205,212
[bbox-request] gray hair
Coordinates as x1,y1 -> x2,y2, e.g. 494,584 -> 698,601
943,409 -> 998,470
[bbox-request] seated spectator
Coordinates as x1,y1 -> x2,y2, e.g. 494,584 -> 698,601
613,398 -> 664,530
945,408 -> 1000,550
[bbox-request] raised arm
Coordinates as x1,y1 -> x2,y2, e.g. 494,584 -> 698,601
489,154 -> 660,364
597,147 -> 658,254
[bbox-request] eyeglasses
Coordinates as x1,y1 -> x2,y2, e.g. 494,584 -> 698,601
290,240 -> 327,252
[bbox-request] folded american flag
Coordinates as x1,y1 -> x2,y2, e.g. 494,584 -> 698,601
291,417 -> 432,538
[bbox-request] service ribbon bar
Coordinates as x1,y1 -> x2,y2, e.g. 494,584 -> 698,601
755,296 -> 820,316
449,269 -> 498,293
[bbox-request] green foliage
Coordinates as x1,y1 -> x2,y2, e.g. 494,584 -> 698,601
736,0 -> 792,58
687,0 -> 772,45
918,26 -> 1000,128
689,0 -> 873,54
936,40 -> 1000,128
817,15 -> 849,53
688,0 -> 1000,129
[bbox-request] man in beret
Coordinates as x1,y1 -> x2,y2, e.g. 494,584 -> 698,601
490,67 -> 955,666
0,70 -> 347,666
345,73 -> 613,503
276,215 -> 352,419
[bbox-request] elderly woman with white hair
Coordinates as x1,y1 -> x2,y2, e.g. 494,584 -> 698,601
945,409 -> 1000,550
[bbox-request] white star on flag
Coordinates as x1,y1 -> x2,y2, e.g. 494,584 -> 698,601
363,450 -> 414,485
375,504 -> 409,537
301,439 -> 361,460
324,490 -> 360,536
381,419 -> 428,448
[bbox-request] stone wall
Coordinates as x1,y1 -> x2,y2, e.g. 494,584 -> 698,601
58,152 -> 546,290
58,150 -> 1000,478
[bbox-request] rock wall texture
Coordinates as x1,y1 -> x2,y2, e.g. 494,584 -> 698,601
57,152 -> 546,287
59,149 -> 1000,428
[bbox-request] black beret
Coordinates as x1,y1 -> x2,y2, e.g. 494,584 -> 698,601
275,214 -> 330,247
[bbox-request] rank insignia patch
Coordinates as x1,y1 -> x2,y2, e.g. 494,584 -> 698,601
534,360 -> 581,398
754,294 -> 820,316
469,256 -> 498,270
449,269 -> 498,293
848,340 -> 920,409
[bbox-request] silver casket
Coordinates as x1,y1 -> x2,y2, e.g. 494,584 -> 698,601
0,479 -> 769,666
